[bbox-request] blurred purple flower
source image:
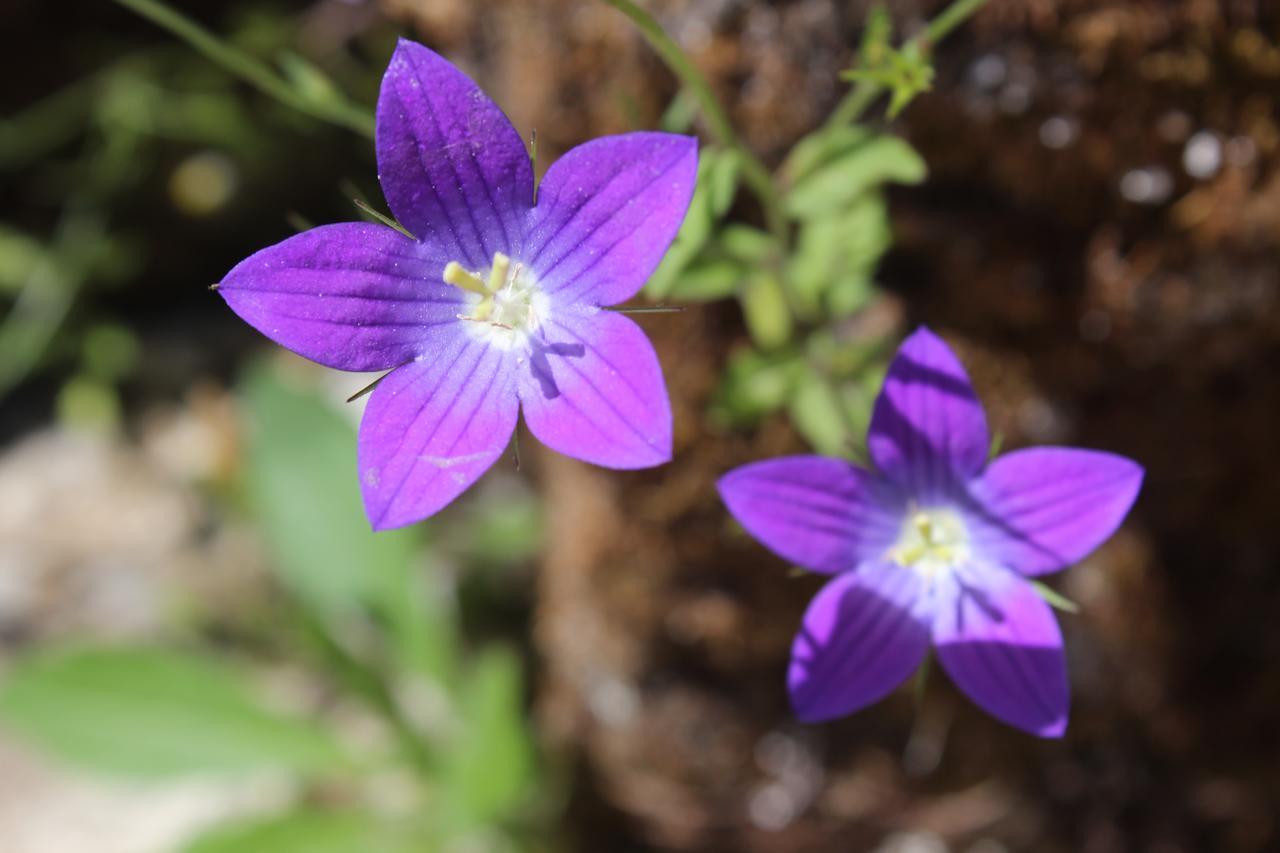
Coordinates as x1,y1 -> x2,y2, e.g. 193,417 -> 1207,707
219,40 -> 697,529
718,328 -> 1143,737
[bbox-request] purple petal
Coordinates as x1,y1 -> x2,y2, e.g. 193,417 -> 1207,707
525,133 -> 698,307
220,223 -> 460,372
932,565 -> 1068,737
376,39 -> 532,268
717,456 -> 904,575
789,563 -> 930,722
516,309 -> 670,469
867,327 -> 990,499
358,336 -> 517,530
967,447 -> 1143,577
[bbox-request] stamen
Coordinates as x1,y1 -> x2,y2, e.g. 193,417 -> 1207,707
888,507 -> 971,578
487,252 -> 511,294
445,251 -> 549,348
443,261 -> 489,295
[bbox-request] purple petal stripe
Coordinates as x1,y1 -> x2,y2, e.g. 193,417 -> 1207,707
867,327 -> 990,499
358,336 -> 517,530
717,456 -> 903,575
525,133 -> 698,306
376,39 -> 532,268
789,563 -> 930,722
967,447 -> 1143,577
516,310 -> 671,469
933,564 -> 1069,737
219,223 -> 461,372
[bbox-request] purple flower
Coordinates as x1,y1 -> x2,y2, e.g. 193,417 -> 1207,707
718,328 -> 1143,736
218,40 -> 697,529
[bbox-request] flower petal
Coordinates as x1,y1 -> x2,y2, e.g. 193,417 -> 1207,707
219,223 -> 461,372
967,447 -> 1143,577
525,133 -> 698,306
376,39 -> 532,267
717,456 -> 904,575
867,327 -> 990,499
932,565 -> 1068,737
516,309 -> 670,469
358,336 -> 517,530
789,563 -> 930,723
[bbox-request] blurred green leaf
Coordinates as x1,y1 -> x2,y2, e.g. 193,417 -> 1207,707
56,375 -> 121,433
658,88 -> 698,134
82,323 -> 140,381
0,227 -> 44,294
184,809 -> 426,853
718,224 -> 775,265
861,3 -> 894,62
278,52 -> 340,106
708,148 -> 740,216
711,347 -> 804,426
787,194 -> 890,317
781,125 -> 870,186
441,647 -> 534,830
740,270 -> 793,349
826,271 -> 875,318
665,257 -> 743,302
0,646 -> 347,778
241,365 -> 456,682
784,135 -> 925,219
789,372 -> 853,457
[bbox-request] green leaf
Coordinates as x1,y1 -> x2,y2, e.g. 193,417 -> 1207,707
0,646 -> 347,778
665,257 -> 743,302
787,194 -> 891,314
718,224 -> 775,265
781,125 -> 871,186
740,271 -> 792,349
277,52 -> 340,107
184,810 -> 426,853
710,347 -> 804,426
788,372 -> 853,457
0,226 -> 45,294
708,148 -> 740,216
862,3 -> 894,61
826,270 -> 874,318
784,134 -> 926,219
441,647 -> 534,830
240,365 -> 455,682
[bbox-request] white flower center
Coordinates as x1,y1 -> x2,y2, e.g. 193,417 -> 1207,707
889,507 -> 971,579
443,252 -> 549,350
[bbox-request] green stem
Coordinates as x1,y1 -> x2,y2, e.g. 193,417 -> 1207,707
828,0 -> 989,127
297,607 -> 435,777
599,0 -> 788,243
110,0 -> 374,138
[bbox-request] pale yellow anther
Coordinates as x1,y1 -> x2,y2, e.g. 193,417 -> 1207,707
443,261 -> 489,295
486,252 -> 511,294
889,507 -> 971,577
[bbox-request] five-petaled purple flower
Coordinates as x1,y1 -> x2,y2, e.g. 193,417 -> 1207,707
718,328 -> 1143,736
219,40 -> 697,529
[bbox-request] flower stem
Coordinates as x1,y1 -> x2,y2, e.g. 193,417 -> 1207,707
828,0 -> 990,127
599,0 -> 788,244
110,0 -> 375,138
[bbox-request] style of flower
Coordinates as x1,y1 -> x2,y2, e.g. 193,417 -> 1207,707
717,328 -> 1143,736
219,39 -> 697,529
